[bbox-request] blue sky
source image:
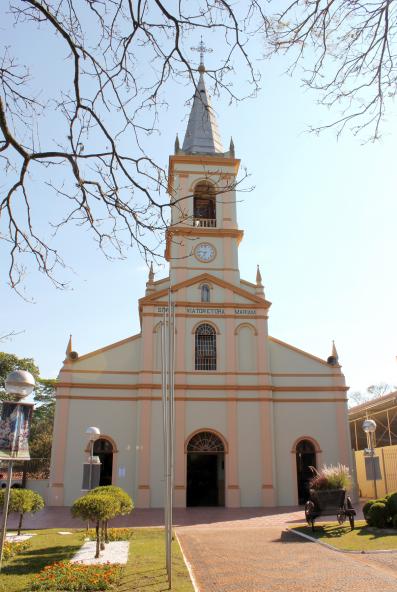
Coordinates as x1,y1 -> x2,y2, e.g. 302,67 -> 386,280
1,12 -> 396,395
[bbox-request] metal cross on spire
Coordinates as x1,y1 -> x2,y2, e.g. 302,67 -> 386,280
191,36 -> 213,70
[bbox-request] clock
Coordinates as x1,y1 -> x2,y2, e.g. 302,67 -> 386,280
194,242 -> 216,263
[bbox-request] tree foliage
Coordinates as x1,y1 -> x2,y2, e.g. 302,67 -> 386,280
1,0 -> 266,292
0,488 -> 44,534
71,493 -> 122,558
0,351 -> 55,472
269,0 -> 397,139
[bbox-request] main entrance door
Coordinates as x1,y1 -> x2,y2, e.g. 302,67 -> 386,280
186,431 -> 225,507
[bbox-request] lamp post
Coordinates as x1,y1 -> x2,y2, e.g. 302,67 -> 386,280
85,427 -> 100,491
0,370 -> 35,571
362,419 -> 377,499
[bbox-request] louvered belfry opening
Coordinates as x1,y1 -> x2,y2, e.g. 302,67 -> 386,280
193,182 -> 216,227
195,323 -> 216,370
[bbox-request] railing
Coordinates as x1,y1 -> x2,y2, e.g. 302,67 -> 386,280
193,218 -> 216,228
0,458 -> 51,486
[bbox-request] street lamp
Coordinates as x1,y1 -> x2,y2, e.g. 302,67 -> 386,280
362,419 -> 378,498
0,370 -> 35,571
85,427 -> 100,491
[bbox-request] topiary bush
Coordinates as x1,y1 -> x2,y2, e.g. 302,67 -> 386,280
71,493 -> 120,558
367,502 -> 389,528
363,499 -> 376,521
0,488 -> 44,535
386,491 -> 397,518
87,486 -> 133,544
392,514 -> 397,529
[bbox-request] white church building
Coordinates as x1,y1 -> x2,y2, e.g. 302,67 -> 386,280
48,60 -> 352,509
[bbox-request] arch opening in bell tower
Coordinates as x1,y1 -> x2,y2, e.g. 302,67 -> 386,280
193,181 -> 216,227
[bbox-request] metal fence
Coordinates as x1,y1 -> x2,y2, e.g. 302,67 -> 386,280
0,458 -> 50,487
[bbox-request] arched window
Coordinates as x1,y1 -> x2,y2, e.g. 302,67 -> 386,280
93,438 -> 114,486
193,182 -> 216,227
201,284 -> 210,303
295,439 -> 316,505
195,323 -> 216,370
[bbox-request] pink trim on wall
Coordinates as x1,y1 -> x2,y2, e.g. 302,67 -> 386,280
290,436 -> 323,506
260,400 -> 276,506
48,388 -> 71,506
184,427 -> 229,454
225,317 -> 240,507
175,397 -> 186,507
136,394 -> 152,508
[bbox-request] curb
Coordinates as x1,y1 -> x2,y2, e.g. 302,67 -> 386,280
174,531 -> 200,592
287,527 -> 397,554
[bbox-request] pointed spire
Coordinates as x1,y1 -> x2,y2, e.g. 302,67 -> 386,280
229,137 -> 235,157
182,71 -> 224,155
145,262 -> 155,295
66,334 -> 72,357
175,133 -> 180,154
255,265 -> 265,298
327,340 -> 339,366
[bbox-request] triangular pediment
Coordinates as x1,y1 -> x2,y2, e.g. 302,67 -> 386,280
139,273 -> 271,308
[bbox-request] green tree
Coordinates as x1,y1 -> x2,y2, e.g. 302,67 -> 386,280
88,486 -> 134,544
71,494 -> 120,558
0,488 -> 44,535
0,352 -> 56,473
0,352 -> 39,401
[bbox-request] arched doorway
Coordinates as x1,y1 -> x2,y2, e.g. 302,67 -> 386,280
93,438 -> 114,486
186,431 -> 225,507
296,439 -> 316,504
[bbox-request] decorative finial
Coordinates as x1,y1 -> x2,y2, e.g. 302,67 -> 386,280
191,36 -> 213,73
229,137 -> 235,157
175,133 -> 180,153
66,334 -> 72,357
145,262 -> 155,295
255,265 -> 265,298
327,340 -> 339,366
256,264 -> 263,286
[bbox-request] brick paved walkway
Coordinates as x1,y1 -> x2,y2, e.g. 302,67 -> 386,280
177,526 -> 397,592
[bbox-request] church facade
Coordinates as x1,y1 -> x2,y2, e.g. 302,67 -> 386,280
48,63 -> 352,509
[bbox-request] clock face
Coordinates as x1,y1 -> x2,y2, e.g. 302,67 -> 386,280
194,242 -> 216,263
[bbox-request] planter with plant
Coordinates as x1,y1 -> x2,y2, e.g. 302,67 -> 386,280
304,464 -> 356,531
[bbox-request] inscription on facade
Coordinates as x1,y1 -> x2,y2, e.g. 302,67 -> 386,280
157,306 -> 257,315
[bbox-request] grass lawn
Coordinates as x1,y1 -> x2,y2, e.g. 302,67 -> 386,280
292,520 -> 397,551
0,528 -> 194,592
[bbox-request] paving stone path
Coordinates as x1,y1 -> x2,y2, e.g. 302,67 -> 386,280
177,526 -> 397,592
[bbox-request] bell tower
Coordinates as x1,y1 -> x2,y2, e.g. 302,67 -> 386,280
166,52 -> 243,287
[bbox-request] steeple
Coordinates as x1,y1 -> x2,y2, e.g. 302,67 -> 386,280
327,340 -> 340,366
255,265 -> 265,298
145,262 -> 155,295
182,41 -> 224,155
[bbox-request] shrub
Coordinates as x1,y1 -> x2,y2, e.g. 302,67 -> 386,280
31,561 -> 123,591
363,500 -> 376,521
87,527 -> 133,541
367,502 -> 389,528
71,494 -> 120,558
87,486 -> 133,544
386,491 -> 397,517
392,514 -> 397,529
0,488 -> 44,534
2,540 -> 30,561
309,464 -> 352,491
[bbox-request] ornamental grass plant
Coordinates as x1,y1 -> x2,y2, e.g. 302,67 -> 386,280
309,464 -> 352,491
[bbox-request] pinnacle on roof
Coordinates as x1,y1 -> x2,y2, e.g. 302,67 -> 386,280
182,41 -> 224,155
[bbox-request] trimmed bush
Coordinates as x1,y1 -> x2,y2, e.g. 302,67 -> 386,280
386,491 -> 397,517
87,486 -> 133,544
363,499 -> 376,520
71,493 -> 120,558
392,514 -> 397,529
367,502 -> 389,528
0,488 -> 44,534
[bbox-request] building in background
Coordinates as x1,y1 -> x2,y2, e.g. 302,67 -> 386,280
48,58 -> 353,508
349,392 -> 397,497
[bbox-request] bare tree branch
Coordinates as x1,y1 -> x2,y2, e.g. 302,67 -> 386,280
267,0 -> 397,139
1,0 -> 266,293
